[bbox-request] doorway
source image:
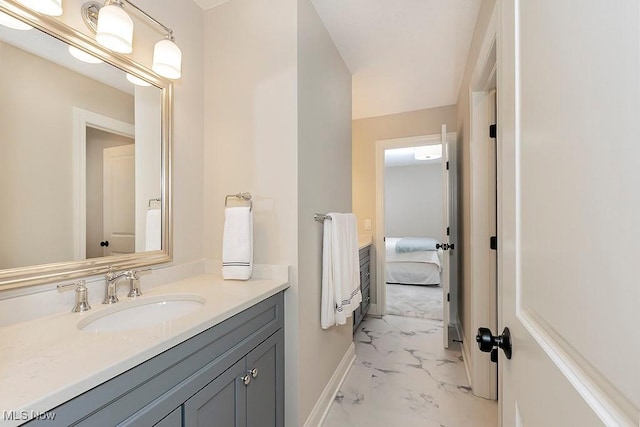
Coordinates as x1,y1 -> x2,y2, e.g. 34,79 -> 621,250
72,108 -> 135,260
383,142 -> 444,321
374,129 -> 457,347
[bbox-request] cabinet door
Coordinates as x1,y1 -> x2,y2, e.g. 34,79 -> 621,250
246,331 -> 284,427
154,407 -> 182,427
183,359 -> 247,427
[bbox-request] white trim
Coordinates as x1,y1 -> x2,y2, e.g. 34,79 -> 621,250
72,108 -> 135,261
192,0 -> 230,10
456,315 -> 472,387
374,132 -> 455,318
303,342 -> 356,427
466,2 -> 499,401
518,310 -> 636,427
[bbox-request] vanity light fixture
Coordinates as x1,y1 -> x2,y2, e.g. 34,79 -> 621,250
68,45 -> 103,63
0,11 -> 33,30
125,72 -> 151,86
414,145 -> 442,161
81,0 -> 182,79
95,0 -> 133,53
15,0 -> 62,16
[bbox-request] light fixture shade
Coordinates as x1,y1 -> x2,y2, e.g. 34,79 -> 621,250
126,73 -> 151,87
15,0 -> 62,16
152,39 -> 182,79
414,145 -> 442,161
0,11 -> 33,30
96,3 -> 133,54
68,46 -> 103,64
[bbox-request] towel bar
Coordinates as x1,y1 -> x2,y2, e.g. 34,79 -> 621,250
314,213 -> 332,222
225,192 -> 252,211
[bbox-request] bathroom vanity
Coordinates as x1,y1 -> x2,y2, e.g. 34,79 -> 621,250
0,275 -> 288,427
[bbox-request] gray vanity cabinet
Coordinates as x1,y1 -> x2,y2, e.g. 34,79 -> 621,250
353,245 -> 371,333
183,330 -> 283,427
23,292 -> 284,427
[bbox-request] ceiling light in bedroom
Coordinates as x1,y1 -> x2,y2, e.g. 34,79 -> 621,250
414,145 -> 442,161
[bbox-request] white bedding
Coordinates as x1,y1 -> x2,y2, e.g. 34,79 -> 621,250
385,238 -> 442,285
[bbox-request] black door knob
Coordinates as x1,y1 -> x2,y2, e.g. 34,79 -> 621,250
100,241 -> 109,247
476,327 -> 512,360
436,243 -> 454,250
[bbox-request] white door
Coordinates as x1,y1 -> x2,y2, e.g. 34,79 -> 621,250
440,124 -> 450,348
496,1 -> 639,425
103,145 -> 135,256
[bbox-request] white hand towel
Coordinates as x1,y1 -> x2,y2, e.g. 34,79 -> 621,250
222,206 -> 253,280
145,208 -> 161,251
321,212 -> 362,329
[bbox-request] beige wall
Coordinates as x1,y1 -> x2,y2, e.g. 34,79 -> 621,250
352,105 -> 456,304
0,42 -> 134,269
385,163 -> 443,239
297,0 -> 353,422
455,0 -> 497,353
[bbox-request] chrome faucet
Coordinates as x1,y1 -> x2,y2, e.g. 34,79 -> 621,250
104,268 -> 149,303
103,268 -> 129,304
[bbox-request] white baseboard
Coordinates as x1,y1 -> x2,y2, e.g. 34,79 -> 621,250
303,342 -> 355,427
456,315 -> 472,387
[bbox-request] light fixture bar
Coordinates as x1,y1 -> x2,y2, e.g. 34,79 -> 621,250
120,0 -> 173,39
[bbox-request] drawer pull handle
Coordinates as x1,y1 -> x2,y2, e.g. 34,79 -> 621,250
250,367 -> 259,378
241,374 -> 251,386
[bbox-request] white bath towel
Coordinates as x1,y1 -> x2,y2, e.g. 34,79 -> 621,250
222,206 -> 253,280
321,212 -> 362,329
145,208 -> 161,251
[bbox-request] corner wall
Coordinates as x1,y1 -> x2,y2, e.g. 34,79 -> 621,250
203,0 -> 353,424
297,0 -> 353,423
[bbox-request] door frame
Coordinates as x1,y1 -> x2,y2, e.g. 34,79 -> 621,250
73,108 -> 134,260
464,5 -> 499,401
373,132 -> 457,323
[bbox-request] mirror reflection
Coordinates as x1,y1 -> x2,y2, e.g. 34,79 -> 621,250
0,20 -> 163,270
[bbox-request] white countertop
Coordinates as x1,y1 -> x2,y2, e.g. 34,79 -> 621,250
0,274 -> 289,425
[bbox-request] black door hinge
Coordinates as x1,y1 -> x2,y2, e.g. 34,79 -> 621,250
384,237 -> 386,242
490,236 -> 497,250
446,226 -> 450,236
446,161 -> 449,170
489,124 -> 497,139
447,293 -> 450,302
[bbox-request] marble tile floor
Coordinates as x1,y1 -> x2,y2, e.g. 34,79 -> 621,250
323,315 -> 498,427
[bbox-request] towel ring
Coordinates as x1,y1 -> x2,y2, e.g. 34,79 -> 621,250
225,192 -> 252,211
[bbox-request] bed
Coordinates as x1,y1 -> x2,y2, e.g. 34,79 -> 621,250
385,237 -> 442,285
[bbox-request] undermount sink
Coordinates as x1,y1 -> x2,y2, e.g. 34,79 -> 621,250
78,294 -> 206,333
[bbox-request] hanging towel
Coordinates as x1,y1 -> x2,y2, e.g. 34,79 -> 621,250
321,212 -> 362,329
145,208 -> 161,251
222,206 -> 253,280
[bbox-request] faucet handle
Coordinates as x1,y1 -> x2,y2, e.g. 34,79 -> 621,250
126,269 -> 150,297
57,280 -> 91,313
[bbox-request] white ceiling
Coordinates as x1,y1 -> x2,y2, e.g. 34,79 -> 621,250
310,0 -> 481,119
195,0 -> 481,120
